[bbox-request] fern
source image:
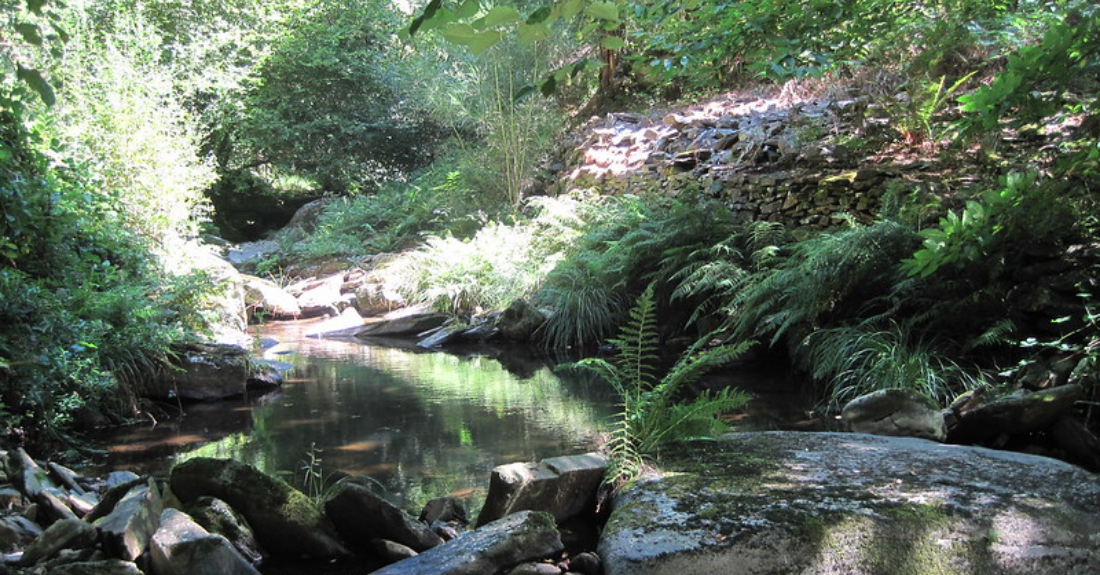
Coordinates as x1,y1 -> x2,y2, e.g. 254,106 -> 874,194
569,284 -> 753,487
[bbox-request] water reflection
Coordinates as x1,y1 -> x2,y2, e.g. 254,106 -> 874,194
87,320 -> 618,512
86,320 -> 818,513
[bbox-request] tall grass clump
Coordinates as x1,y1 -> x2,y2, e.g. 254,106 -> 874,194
568,284 -> 753,487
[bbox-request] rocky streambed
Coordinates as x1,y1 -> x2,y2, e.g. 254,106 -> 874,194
4,431 -> 1100,575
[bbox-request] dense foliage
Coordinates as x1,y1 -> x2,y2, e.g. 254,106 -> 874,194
2,0 -> 1099,453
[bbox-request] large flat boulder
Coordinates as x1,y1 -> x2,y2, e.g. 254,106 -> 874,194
323,477 -> 443,553
600,431 -> 1100,575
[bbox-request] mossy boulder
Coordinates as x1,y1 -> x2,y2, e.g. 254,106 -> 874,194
599,431 -> 1100,575
169,458 -> 349,560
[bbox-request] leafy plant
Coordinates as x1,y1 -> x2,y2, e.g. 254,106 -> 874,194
803,319 -> 981,410
568,284 -> 752,486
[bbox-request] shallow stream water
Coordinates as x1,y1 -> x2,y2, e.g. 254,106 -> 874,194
85,319 -> 818,515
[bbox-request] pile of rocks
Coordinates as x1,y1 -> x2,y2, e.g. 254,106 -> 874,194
0,450 -> 609,575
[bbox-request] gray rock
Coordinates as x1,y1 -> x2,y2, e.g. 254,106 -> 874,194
105,472 -> 140,489
420,497 -> 468,525
497,300 -> 546,342
599,431 -> 1100,575
292,275 -> 343,318
242,275 -> 301,321
48,559 -> 143,575
149,509 -> 261,575
356,313 -> 451,339
569,551 -> 601,575
371,511 -> 563,575
353,281 -> 404,316
93,480 -> 163,561
226,240 -> 280,267
184,497 -> 263,564
948,384 -> 1083,443
840,389 -> 946,441
507,561 -> 562,575
477,453 -> 607,526
149,342 -> 250,401
19,519 -> 96,566
169,457 -> 348,559
323,477 -> 442,553
0,515 -> 43,549
246,361 -> 283,392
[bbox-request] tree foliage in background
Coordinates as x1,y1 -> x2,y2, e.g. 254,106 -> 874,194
233,0 -> 444,192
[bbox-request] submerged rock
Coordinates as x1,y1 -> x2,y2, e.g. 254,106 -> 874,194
600,431 -> 1100,575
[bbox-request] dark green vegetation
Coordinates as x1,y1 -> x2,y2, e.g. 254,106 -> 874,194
1,0 -> 1098,462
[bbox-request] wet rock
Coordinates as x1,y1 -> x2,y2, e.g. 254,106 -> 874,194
477,453 -> 606,526
371,510 -> 563,575
226,240 -> 280,267
356,313 -> 451,339
92,480 -> 163,561
420,497 -> 468,526
149,508 -> 261,575
497,300 -> 546,342
19,519 -> 96,566
323,477 -> 443,553
569,551 -> 602,575
170,457 -> 349,560
0,515 -> 43,549
105,472 -> 140,490
841,389 -> 946,441
48,559 -> 143,575
184,497 -> 264,564
599,431 -> 1100,575
151,342 -> 250,401
242,275 -> 301,321
86,478 -> 144,524
948,384 -> 1083,444
246,360 -> 283,392
507,561 -> 562,575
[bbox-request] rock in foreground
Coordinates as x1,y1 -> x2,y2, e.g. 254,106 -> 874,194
600,431 -> 1100,575
372,510 -> 563,575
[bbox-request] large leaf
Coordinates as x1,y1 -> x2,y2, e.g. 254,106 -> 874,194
599,35 -> 626,50
475,5 -> 521,29
585,1 -> 620,22
517,22 -> 550,44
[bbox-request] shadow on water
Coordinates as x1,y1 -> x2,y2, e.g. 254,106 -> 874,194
84,320 -> 819,518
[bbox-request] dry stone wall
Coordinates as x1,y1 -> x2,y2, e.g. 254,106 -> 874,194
550,92 -> 907,229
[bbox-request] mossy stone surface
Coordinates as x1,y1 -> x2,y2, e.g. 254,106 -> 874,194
599,432 -> 1100,575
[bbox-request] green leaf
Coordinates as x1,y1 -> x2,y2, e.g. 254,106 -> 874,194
585,1 -> 620,22
559,0 -> 584,19
16,66 -> 55,106
526,6 -> 552,24
15,23 -> 43,46
513,83 -> 538,101
476,5 -> 521,29
409,0 -> 443,35
599,35 -> 626,50
456,0 -> 480,19
517,22 -> 550,44
26,0 -> 46,15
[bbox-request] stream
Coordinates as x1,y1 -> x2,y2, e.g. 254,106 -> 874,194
85,319 -> 819,515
